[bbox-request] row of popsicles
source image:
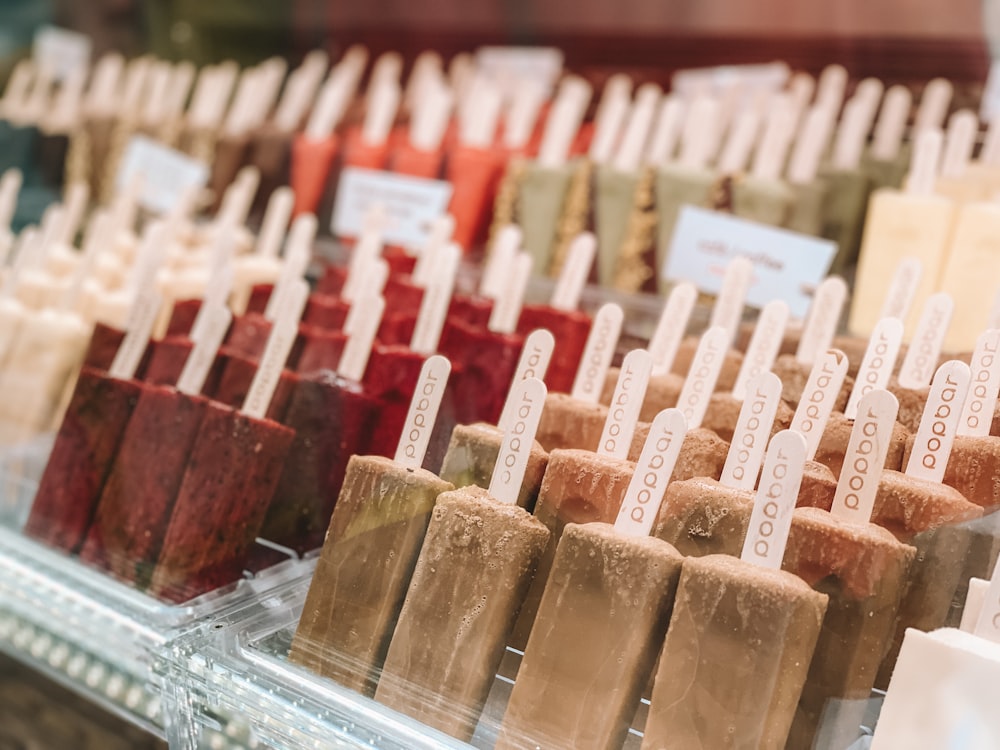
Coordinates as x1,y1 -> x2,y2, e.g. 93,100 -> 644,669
285,260 -> 1000,748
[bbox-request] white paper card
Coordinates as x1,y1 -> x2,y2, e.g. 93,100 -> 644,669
664,206 -> 836,319
116,135 -> 209,215
333,167 -> 453,252
33,25 -> 91,82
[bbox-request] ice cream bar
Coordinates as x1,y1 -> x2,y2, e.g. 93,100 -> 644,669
390,74 -> 450,178
939,201 -> 1000,352
643,431 -> 827,750
851,129 -> 957,337
289,356 -> 456,692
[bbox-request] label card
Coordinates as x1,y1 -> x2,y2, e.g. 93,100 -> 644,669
649,281 -> 697,375
880,257 -> 923,322
958,329 -> 1000,437
116,136 -> 209,215
845,317 -> 904,420
571,302 -> 624,403
615,408 -> 689,537
897,292 -> 955,389
498,329 -> 555,431
597,349 -> 653,460
672,62 -> 789,102
489,377 -> 548,504
720,371 -> 783,491
33,25 -> 91,82
791,349 -> 849,460
332,167 -> 452,252
665,206 -> 836,319
796,276 -> 848,366
740,430 -> 808,570
732,300 -> 789,401
830,389 -> 900,524
905,360 -> 972,483
394,355 -> 452,468
675,325 -> 730,429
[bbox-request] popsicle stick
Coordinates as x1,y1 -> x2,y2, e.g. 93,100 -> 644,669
121,57 -> 151,117
589,77 -> 631,166
597,348 -> 652,459
305,65 -> 355,140
815,64 -> 848,114
338,294 -> 386,382
410,242 -> 460,355
361,77 -> 401,146
502,78 -> 547,150
974,555 -> 1000,644
649,281 -> 697,376
914,78 -> 953,135
897,292 -> 955,389
141,62 -> 172,128
488,251 -> 533,334
274,52 -> 329,132
537,76 -> 592,169
787,72 -> 815,113
63,210 -> 112,311
678,96 -> 720,170
720,371 -> 783,491
218,166 -> 261,230
458,77 -> 502,150
264,213 -> 316,322
108,290 -> 163,380
570,302 -> 625,403
796,276 -> 848,366
345,261 -> 388,335
879,257 -> 923,322
871,85 -> 912,162
740,429 -> 807,569
790,349 -> 849,460
829,99 -> 869,173
481,224 -> 521,300
905,128 -> 944,196
645,95 -> 686,167
751,94 -> 797,181
830,389 -> 900,524
709,256 -> 753,346
497,329 -> 555,431
243,277 -> 309,420
202,62 -> 239,131
189,236 -> 234,344
853,77 -> 885,128
23,65 -> 54,125
1,60 -> 35,119
222,65 -> 260,136
612,83 -> 660,173
57,181 -> 89,247
404,51 -> 443,113
176,302 -> 233,396
732,300 -> 789,401
716,109 -> 762,175
957,329 -> 1000,437
447,53 -> 475,105
342,204 -> 385,301
371,51 -> 403,87
83,53 -> 123,119
939,109 -> 978,179
0,169 -> 23,234
982,115 -> 1000,167
256,187 -> 294,258
394,354 -> 453,468
550,232 -> 596,311
488,377 -> 548,504
615,407 -> 688,537
46,67 -> 85,133
904,360 -> 971,483
410,76 -> 453,152
162,61 -> 196,124
38,204 -> 67,257
2,227 -> 40,297
844,317 -> 904,420
413,214 -> 455,286
787,104 -> 836,184
676,325 -> 730,429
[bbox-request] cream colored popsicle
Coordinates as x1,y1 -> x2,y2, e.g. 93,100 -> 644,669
850,129 -> 958,338
374,379 -> 551,741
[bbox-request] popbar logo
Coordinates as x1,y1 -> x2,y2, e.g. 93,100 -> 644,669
741,430 -> 806,570
748,446 -> 792,561
490,378 -> 547,504
795,352 -> 843,437
838,408 -> 880,511
626,426 -> 678,525
960,330 -> 1000,437
727,386 -> 771,486
497,387 -> 536,485
577,312 -> 615,398
401,368 -> 442,462
602,356 -> 645,456
830,389 -> 898,524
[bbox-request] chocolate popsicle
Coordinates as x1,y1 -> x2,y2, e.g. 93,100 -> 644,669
374,378 -> 551,740
642,431 -> 828,750
496,409 -> 688,750
289,355 -> 455,694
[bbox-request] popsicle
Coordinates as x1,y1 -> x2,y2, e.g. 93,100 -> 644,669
515,232 -> 595,394
516,76 -> 592,274
534,302 -> 623,452
861,84 -> 913,192
496,409 -> 689,750
850,129 -> 957,337
78,301 -> 232,585
510,350 -> 652,649
289,355 -> 456,693
374,378 -> 551,741
390,74 -> 451,178
642,430 -> 827,750
339,73 -> 400,174
256,291 -> 385,555
145,279 -> 308,602
438,329 -> 554,512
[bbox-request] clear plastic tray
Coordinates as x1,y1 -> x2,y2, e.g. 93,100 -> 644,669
0,442 -> 316,738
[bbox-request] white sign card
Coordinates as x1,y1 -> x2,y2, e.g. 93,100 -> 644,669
663,205 -> 836,319
333,167 -> 453,252
33,25 -> 91,82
